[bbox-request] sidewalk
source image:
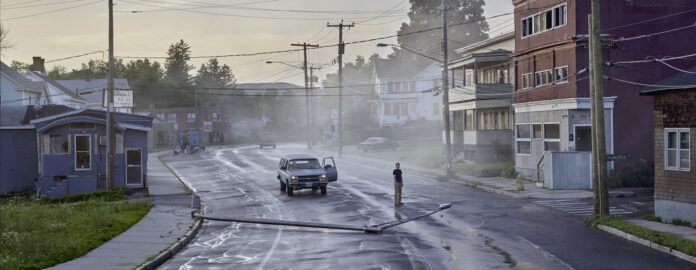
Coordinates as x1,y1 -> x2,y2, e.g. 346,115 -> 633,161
47,152 -> 200,270
315,145 -> 696,265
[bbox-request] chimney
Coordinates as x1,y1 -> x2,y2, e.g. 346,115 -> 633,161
31,57 -> 45,73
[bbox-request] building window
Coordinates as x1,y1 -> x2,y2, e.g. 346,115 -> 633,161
516,124 -> 531,155
521,73 -> 532,89
409,81 -> 417,92
520,4 -> 567,38
533,124 -> 542,139
388,82 -> 395,93
544,123 -> 561,151
555,66 -> 569,83
665,128 -> 690,171
43,134 -> 70,154
187,113 -> 196,123
168,113 -> 176,123
75,134 -> 91,170
156,113 -> 165,121
212,112 -> 221,122
465,110 -> 474,130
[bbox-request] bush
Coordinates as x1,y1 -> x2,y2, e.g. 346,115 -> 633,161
500,167 -> 518,179
608,160 -> 654,188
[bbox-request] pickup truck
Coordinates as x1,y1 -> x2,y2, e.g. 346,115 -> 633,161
277,154 -> 337,196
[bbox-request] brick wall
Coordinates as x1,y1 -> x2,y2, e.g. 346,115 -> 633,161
653,90 -> 696,204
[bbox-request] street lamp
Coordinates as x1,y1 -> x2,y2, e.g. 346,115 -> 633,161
376,42 -> 453,176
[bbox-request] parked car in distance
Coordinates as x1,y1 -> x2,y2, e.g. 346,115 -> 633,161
357,137 -> 399,152
277,154 -> 337,196
259,132 -> 276,149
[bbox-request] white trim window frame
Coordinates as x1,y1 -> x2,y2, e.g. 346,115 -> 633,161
543,122 -> 561,151
555,66 -> 569,84
74,134 -> 91,171
516,123 -> 532,155
665,128 -> 690,171
520,3 -> 568,39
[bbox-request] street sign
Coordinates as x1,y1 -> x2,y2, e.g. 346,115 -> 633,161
203,121 -> 213,132
607,154 -> 632,161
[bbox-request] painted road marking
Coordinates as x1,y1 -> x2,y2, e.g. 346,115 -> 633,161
534,199 -> 634,216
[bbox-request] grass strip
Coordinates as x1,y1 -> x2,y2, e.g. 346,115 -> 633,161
585,216 -> 696,257
0,199 -> 152,270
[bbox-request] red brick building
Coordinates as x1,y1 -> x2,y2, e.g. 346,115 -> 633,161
511,0 -> 696,178
641,68 -> 696,223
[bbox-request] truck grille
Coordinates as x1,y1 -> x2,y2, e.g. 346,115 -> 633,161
297,175 -> 321,182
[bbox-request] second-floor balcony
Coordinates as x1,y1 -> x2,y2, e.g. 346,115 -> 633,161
447,49 -> 514,107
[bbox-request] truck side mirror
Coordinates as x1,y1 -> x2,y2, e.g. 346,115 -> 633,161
324,164 -> 332,169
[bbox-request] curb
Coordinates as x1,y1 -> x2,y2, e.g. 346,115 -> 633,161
597,225 -> 696,265
135,217 -> 202,270
135,156 -> 204,270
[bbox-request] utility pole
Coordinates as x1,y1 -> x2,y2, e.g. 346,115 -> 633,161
441,0 -> 453,176
588,14 -> 599,217
327,20 -> 354,157
291,42 -> 319,150
309,66 -> 320,145
590,0 -> 609,217
106,0 -> 115,189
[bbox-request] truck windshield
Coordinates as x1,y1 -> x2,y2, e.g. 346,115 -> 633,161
288,159 -> 321,170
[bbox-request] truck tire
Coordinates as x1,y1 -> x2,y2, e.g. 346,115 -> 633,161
280,181 -> 286,191
287,186 -> 294,196
320,186 -> 327,194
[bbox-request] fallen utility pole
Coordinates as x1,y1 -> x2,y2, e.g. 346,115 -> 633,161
590,0 -> 610,217
291,42 -> 319,150
327,20 -> 354,157
192,203 -> 452,234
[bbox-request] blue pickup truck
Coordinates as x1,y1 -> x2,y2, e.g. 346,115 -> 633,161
277,154 -> 337,196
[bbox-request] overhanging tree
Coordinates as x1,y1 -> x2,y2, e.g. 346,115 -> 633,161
394,0 -> 488,59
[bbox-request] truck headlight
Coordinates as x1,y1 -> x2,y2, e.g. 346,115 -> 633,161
320,174 -> 326,181
291,176 -> 297,183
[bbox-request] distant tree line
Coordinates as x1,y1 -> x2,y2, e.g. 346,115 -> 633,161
10,39 -> 237,109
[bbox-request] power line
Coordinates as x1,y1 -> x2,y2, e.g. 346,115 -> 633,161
612,22 -> 696,42
605,8 -> 696,32
609,76 -> 696,89
45,50 -> 105,63
115,12 -> 513,59
1,0 -> 89,10
611,52 -> 696,64
118,0 -> 409,15
117,0 -> 406,21
1,0 -> 101,21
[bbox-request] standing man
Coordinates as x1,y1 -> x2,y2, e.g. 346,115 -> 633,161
393,162 -> 403,206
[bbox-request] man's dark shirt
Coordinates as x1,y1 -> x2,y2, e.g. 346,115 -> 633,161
393,169 -> 402,183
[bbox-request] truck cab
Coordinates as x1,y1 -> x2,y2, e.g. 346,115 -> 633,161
277,154 -> 337,196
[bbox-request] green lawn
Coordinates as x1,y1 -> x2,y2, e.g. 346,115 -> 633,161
586,216 -> 696,257
0,198 -> 152,270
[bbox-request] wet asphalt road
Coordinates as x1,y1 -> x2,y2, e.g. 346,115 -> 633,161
158,144 -> 694,270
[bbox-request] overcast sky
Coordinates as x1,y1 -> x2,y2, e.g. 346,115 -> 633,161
1,0 -> 513,85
